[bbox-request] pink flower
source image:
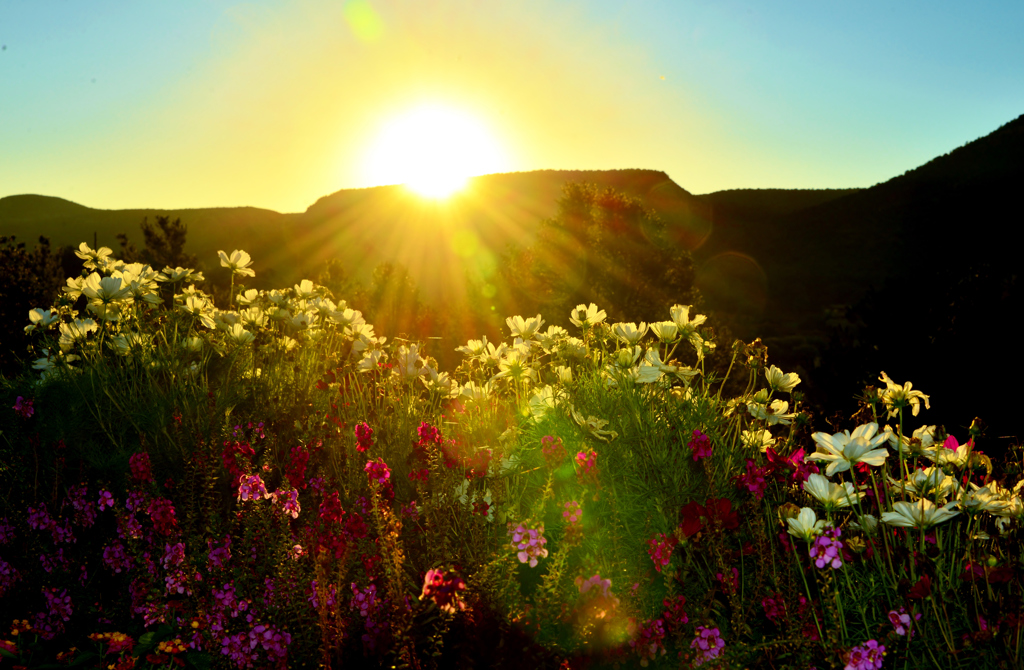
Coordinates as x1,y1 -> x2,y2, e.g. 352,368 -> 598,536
844,639 -> 885,670
237,474 -> 270,503
888,607 -> 921,637
354,422 -> 374,452
509,522 -> 548,567
687,429 -> 713,461
646,533 -> 677,572
690,625 -> 725,666
129,452 -> 153,484
420,568 -> 467,613
809,525 -> 844,569
13,396 -> 34,419
562,500 -> 582,526
364,458 -> 391,485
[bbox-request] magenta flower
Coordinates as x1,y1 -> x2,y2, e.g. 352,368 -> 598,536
646,533 -> 677,572
809,525 -> 844,569
12,396 -> 34,419
509,522 -> 548,567
354,422 -> 374,452
129,452 -> 154,484
237,474 -> 270,503
690,625 -> 725,666
888,607 -> 921,637
364,458 -> 391,485
844,639 -> 885,670
420,568 -> 468,613
629,617 -> 667,666
687,429 -> 713,461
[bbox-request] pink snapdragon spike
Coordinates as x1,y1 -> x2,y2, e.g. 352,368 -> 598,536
420,568 -> 468,613
687,429 -> 713,461
364,458 -> 391,485
646,533 -> 677,572
628,617 -> 667,666
237,474 -> 270,503
576,449 -> 597,473
272,489 -> 301,519
509,523 -> 548,567
129,452 -> 154,484
809,525 -> 844,569
690,625 -> 725,666
562,500 -> 582,526
844,640 -> 885,670
354,422 -> 374,452
12,396 -> 34,419
542,435 -> 566,466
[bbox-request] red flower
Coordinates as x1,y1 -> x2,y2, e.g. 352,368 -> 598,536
908,574 -> 932,600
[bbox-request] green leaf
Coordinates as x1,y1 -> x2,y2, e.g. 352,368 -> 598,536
186,651 -> 213,670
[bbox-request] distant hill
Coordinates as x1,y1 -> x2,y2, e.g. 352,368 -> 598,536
3,112 -> 1022,443
695,113 -> 1024,445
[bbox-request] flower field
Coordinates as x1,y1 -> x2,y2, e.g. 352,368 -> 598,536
0,243 -> 1021,669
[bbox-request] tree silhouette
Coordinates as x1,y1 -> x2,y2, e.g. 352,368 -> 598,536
504,182 -> 700,326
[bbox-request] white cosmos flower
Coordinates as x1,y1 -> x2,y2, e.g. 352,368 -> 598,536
888,424 -> 938,455
293,279 -> 316,299
218,249 -> 255,277
669,305 -> 706,337
421,366 -> 457,397
569,303 -> 607,329
63,276 -> 88,300
807,422 -> 891,476
58,318 -> 98,351
894,467 -> 959,500
225,323 -> 255,346
26,308 -> 60,334
960,484 -> 1015,516
110,331 -> 153,357
157,266 -> 204,284
536,325 -> 569,351
921,435 -> 972,468
741,429 -> 776,451
881,499 -> 960,529
395,344 -> 427,382
765,365 -> 801,393
558,337 -> 587,360
74,242 -> 113,270
787,507 -> 825,542
748,399 -> 797,426
493,349 -> 536,383
456,336 -> 489,359
459,381 -> 491,402
178,295 -> 217,329
878,371 -> 930,418
803,473 -> 864,511
357,348 -> 387,373
506,314 -> 545,340
528,385 -> 558,420
611,322 -> 648,346
649,321 -> 679,343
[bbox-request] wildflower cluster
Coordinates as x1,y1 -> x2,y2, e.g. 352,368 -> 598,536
509,522 -> 548,567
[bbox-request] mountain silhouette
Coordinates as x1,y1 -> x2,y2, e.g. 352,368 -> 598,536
2,112 -> 1022,444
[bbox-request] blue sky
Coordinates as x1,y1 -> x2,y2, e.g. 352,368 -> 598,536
2,0 -> 1022,212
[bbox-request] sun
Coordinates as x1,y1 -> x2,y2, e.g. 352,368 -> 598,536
363,104 -> 508,198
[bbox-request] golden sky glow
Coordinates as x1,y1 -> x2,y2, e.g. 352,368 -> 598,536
2,1 -> 1023,212
362,103 -> 508,198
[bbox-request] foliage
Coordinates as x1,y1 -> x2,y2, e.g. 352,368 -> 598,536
0,243 -> 1021,669
0,236 -> 64,376
504,182 -> 700,326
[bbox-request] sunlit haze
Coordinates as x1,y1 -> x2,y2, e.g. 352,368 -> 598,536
363,104 -> 508,198
1,0 -> 1023,211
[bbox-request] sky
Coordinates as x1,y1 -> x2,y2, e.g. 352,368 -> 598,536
2,0 -> 1023,213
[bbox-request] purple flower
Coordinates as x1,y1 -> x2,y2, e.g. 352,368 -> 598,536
844,639 -> 885,670
690,625 -> 725,666
13,396 -> 34,419
509,523 -> 548,567
237,474 -> 269,503
809,525 -> 844,569
888,607 -> 921,637
208,536 -> 232,569
102,541 -> 133,574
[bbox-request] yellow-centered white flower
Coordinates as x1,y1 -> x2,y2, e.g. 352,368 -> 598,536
807,422 -> 891,476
